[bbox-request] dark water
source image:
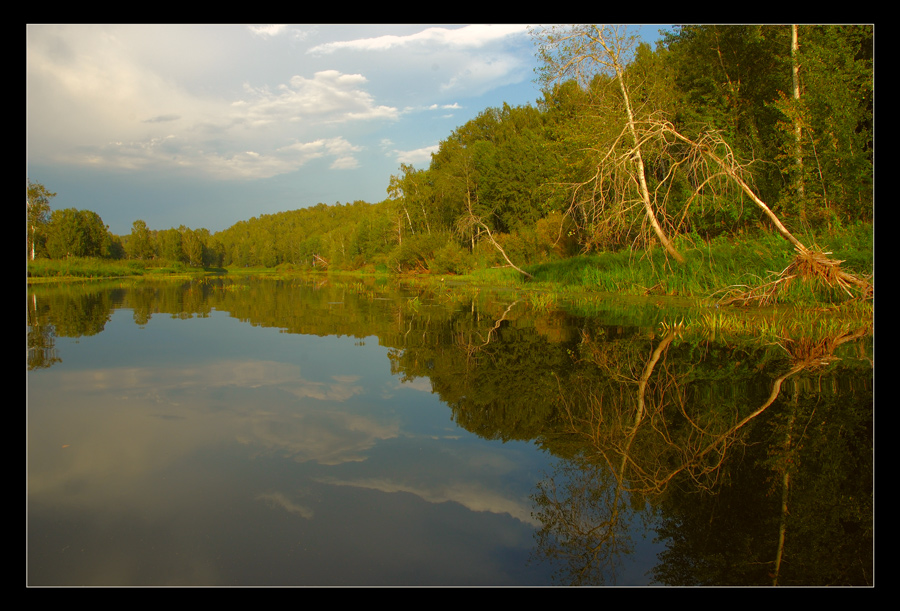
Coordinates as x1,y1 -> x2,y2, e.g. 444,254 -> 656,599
26,276 -> 873,586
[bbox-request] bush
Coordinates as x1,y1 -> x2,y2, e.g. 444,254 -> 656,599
431,241 -> 473,275
387,232 -> 451,272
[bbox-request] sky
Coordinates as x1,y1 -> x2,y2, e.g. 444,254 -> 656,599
26,24 -> 671,235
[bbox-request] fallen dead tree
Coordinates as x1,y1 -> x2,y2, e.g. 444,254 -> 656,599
532,25 -> 871,306
644,118 -> 873,305
715,245 -> 874,306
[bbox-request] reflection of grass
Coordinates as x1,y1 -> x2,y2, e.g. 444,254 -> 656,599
528,291 -> 556,312
673,303 -> 871,342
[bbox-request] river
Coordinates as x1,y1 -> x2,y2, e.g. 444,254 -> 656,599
26,276 -> 873,586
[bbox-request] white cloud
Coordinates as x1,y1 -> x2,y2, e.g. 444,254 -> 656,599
248,24 -> 289,38
440,55 -> 524,93
27,24 -> 391,180
394,146 -> 438,165
330,157 -> 359,170
308,24 -> 530,54
235,70 -> 398,126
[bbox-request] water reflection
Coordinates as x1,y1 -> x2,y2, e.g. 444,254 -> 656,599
26,277 -> 872,585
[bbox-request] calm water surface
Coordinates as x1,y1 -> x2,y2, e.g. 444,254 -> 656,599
26,277 -> 873,586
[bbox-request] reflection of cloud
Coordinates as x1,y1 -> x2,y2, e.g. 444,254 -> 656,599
52,359 -> 365,403
397,377 -> 432,393
240,409 -> 398,466
257,491 -> 314,519
320,477 -> 539,526
28,359 -> 395,509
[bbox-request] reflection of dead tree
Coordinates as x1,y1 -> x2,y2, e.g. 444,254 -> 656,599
768,326 -> 869,585
455,300 -> 520,368
616,330 -> 677,484
543,325 -> 869,584
566,325 -> 869,498
644,326 -> 870,494
533,330 -> 676,584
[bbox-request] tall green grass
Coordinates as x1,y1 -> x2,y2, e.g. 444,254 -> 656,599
524,224 -> 873,306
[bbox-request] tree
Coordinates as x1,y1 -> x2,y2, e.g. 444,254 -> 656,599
785,25 -> 873,225
387,163 -> 433,237
27,180 -> 55,260
127,220 -> 155,260
661,25 -> 872,229
533,25 -> 871,303
45,208 -> 111,259
156,227 -> 184,263
180,226 -> 207,267
533,24 -> 685,263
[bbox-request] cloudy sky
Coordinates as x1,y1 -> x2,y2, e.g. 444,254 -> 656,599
26,24 -> 669,235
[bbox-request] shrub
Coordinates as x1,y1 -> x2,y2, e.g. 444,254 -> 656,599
431,241 -> 473,275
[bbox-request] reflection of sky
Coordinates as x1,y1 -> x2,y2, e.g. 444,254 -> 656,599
319,477 -> 539,526
27,309 -> 555,585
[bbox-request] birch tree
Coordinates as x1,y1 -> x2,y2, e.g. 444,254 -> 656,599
533,24 -> 685,263
533,25 -> 871,304
27,180 -> 55,260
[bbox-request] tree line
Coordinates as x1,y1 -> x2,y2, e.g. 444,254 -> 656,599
27,25 -> 873,273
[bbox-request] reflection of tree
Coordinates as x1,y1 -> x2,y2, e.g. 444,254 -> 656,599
26,319 -> 61,370
454,299 -> 520,370
27,277 -> 871,584
534,324 -> 872,585
531,330 -> 675,584
531,457 -> 642,585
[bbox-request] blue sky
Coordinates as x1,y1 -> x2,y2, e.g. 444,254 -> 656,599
26,24 -> 671,235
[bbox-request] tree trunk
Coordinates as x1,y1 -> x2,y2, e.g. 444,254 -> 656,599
611,47 -> 685,263
791,24 -> 807,224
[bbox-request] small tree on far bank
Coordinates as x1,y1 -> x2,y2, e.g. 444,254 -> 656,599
27,179 -> 55,260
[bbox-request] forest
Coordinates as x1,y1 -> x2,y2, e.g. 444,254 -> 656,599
26,25 -> 874,302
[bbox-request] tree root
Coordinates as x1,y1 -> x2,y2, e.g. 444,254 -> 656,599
717,245 -> 873,307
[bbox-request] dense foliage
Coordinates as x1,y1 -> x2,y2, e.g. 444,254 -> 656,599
27,25 -> 873,278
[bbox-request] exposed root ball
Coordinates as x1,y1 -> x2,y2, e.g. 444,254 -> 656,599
718,246 -> 873,307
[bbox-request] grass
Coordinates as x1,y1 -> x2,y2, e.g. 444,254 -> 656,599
524,224 -> 873,307
27,223 -> 872,311
27,257 -> 222,281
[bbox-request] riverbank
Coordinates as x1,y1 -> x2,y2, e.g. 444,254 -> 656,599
27,223 -> 873,307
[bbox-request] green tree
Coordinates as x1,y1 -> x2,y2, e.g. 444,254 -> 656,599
45,208 -> 112,259
126,220 -> 155,260
156,227 -> 184,263
27,180 -> 55,260
387,164 -> 434,237
180,226 -> 206,267
779,25 -> 873,225
660,25 -> 872,229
